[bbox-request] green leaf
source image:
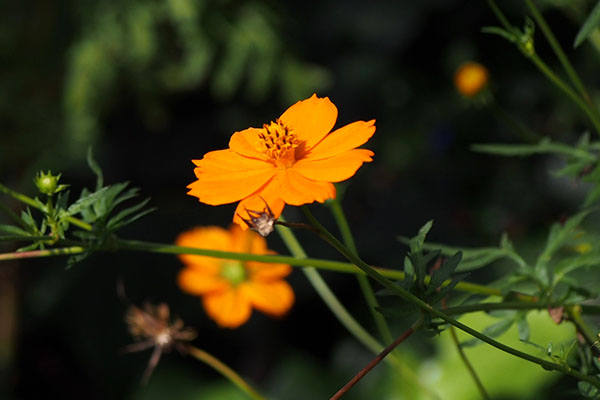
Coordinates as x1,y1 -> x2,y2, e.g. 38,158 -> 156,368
67,187 -> 109,218
481,26 -> 517,42
87,147 -> 104,191
578,381 -> 600,398
106,197 -> 152,229
553,254 -> 600,287
107,206 -> 156,231
516,312 -> 530,342
428,251 -> 462,293
462,317 -> 515,347
574,0 -> 600,48
472,139 -> 596,161
399,237 -> 519,272
410,220 -> 433,254
0,224 -> 30,236
538,209 -> 594,266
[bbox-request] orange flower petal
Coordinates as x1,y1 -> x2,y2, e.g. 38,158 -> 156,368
232,187 -> 285,229
229,127 -> 268,160
279,94 -> 338,151
227,224 -> 268,254
177,268 -> 230,295
241,280 -> 294,316
247,259 -> 292,281
293,149 -> 374,182
188,150 -> 275,205
203,289 -> 252,328
278,169 -> 336,205
305,120 -> 376,160
192,149 -> 263,172
175,226 -> 231,269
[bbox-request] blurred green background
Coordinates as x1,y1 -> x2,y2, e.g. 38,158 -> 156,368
2,0 -> 600,398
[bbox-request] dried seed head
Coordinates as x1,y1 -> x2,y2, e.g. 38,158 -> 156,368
124,302 -> 197,385
238,197 -> 277,237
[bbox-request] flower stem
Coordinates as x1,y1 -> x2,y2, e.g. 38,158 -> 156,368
184,345 -> 266,400
0,182 -> 93,231
565,305 -> 600,357
275,217 -> 438,399
528,53 -> 600,135
0,246 -> 85,261
448,325 -> 490,400
443,301 -> 546,315
300,206 -> 600,388
275,219 -> 383,356
330,315 -> 424,400
328,198 -> 394,345
486,0 -> 600,135
524,0 -> 596,109
488,100 -> 541,143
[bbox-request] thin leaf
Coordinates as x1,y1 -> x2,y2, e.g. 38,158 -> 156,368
462,317 -> 515,347
87,147 -> 104,191
410,220 -> 433,253
106,197 -> 151,228
108,207 -> 156,231
0,224 -> 30,236
472,139 -> 596,161
553,254 -> 600,286
67,187 -> 109,216
428,252 -> 462,292
538,209 -> 594,265
574,0 -> 600,48
481,26 -> 517,42
516,312 -> 530,342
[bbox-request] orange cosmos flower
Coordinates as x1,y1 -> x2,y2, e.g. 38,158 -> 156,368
176,225 -> 294,328
187,94 -> 376,228
454,61 -> 489,97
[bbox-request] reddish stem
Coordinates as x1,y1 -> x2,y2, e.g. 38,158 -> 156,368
330,322 -> 419,400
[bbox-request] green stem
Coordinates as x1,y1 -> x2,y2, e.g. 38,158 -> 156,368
525,0 -> 596,108
185,345 -> 266,400
274,220 -> 383,357
276,218 -> 438,399
485,0 -> 600,135
528,53 -> 600,135
448,325 -> 490,400
565,305 -> 600,356
488,101 -> 541,143
486,0 -> 514,32
444,301 -> 546,315
300,206 -> 600,388
0,202 -> 29,229
0,246 -> 85,261
0,183 -> 93,231
328,198 -> 394,345
0,238 -> 538,303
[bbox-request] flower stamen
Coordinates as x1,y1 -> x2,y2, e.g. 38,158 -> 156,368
258,120 -> 300,168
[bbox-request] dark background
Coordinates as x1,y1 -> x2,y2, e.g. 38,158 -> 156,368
1,0 -> 599,398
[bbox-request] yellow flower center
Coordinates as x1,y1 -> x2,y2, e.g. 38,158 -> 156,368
258,120 -> 300,169
221,261 -> 247,285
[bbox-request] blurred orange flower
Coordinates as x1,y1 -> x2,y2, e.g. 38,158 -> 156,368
454,62 -> 489,97
187,94 -> 376,228
176,225 -> 294,328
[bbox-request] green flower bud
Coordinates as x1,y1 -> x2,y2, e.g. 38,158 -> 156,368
34,171 -> 69,195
